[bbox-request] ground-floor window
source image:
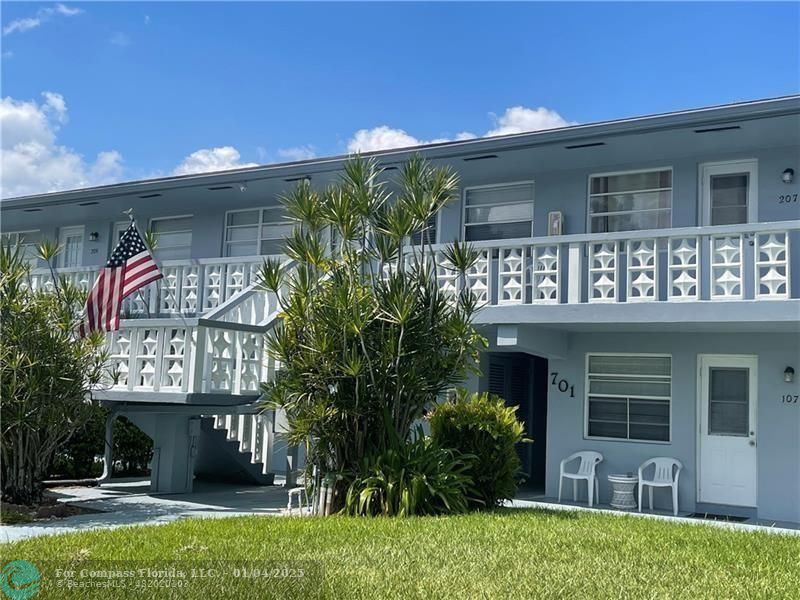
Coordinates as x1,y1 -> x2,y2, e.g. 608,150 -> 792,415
585,354 -> 671,442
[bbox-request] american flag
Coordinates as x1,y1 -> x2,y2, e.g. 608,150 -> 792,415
78,222 -> 162,337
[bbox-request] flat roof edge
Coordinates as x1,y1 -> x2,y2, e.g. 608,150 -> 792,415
3,94 -> 799,208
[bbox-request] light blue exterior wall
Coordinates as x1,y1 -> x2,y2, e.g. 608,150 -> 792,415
3,125 -> 799,261
541,332 -> 800,523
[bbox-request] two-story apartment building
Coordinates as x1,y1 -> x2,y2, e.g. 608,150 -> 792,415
2,96 -> 799,523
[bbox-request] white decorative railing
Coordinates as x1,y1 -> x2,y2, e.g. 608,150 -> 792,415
412,221 -> 797,305
29,255 -> 272,317
105,320 -> 276,395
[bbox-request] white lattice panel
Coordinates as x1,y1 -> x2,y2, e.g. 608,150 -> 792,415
209,329 -> 235,392
531,245 -> 559,304
134,328 -> 161,389
465,249 -> 490,304
755,231 -> 789,299
668,236 -> 699,301
589,241 -> 619,303
203,264 -> 224,310
711,234 -> 743,300
498,247 -> 525,305
626,239 -> 658,302
435,252 -> 460,302
160,328 -> 189,390
107,329 -> 133,388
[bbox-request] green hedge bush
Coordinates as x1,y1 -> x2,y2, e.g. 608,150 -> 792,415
429,389 -> 528,508
344,430 -> 474,516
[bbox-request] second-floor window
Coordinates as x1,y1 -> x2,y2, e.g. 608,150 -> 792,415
150,216 -> 192,261
589,169 -> 672,233
224,207 -> 293,257
464,182 -> 534,241
1,230 -> 40,266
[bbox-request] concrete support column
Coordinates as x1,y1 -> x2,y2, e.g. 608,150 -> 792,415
148,415 -> 202,494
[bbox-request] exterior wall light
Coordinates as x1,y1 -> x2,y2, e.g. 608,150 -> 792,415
89,232 -> 100,241
239,182 -> 248,193
785,366 -> 795,383
782,168 -> 794,184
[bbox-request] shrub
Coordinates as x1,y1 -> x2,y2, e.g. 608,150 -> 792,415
429,389 -> 528,509
1,242 -> 107,504
259,155 -> 486,512
344,430 -> 475,516
113,417 -> 153,476
50,412 -> 153,479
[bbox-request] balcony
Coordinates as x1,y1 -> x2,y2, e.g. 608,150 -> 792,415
29,255 -> 269,317
419,221 -> 797,311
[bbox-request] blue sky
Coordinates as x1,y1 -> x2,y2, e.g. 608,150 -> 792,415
1,1 -> 798,197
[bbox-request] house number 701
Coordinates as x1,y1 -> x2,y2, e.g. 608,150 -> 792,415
550,372 -> 575,398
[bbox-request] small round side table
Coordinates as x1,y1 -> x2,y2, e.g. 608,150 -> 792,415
607,474 -> 638,510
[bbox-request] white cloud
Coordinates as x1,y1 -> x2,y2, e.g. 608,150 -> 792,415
1,92 -> 124,198
109,32 -> 131,47
347,126 -> 425,153
2,3 -> 82,36
277,145 -> 316,162
53,3 -> 82,17
347,105 -> 574,152
3,18 -> 41,36
486,106 -> 575,136
144,15 -> 151,25
172,146 -> 258,176
1,51 -> 13,60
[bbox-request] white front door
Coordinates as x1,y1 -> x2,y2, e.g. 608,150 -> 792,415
699,160 -> 758,226
698,355 -> 757,507
58,226 -> 85,268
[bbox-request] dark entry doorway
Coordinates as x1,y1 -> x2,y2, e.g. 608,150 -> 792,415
486,353 -> 548,489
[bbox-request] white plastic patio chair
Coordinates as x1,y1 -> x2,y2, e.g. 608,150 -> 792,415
638,457 -> 682,516
558,451 -> 603,507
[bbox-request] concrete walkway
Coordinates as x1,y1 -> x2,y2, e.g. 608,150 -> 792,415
1,478 -> 293,544
509,495 -> 800,536
3,479 -> 798,544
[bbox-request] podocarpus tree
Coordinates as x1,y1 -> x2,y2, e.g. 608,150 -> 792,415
0,243 -> 108,505
258,155 -> 486,506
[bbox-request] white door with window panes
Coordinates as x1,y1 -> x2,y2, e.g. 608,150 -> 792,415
700,160 -> 758,226
58,226 -> 84,267
698,355 -> 758,507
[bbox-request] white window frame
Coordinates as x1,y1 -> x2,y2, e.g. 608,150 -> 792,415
583,352 -> 672,444
2,229 -> 41,266
223,207 -> 289,257
698,159 -> 758,226
148,215 -> 193,260
111,221 -> 129,251
57,225 -> 85,268
586,167 -> 673,233
462,180 -> 535,241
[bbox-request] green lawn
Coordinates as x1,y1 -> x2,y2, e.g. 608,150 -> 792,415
4,509 -> 799,599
